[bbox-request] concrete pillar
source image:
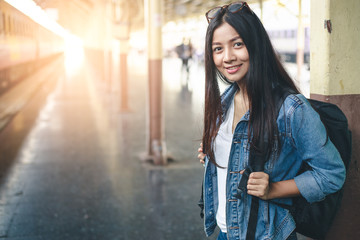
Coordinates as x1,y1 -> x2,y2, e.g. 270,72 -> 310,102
296,0 -> 304,85
104,1 -> 113,90
310,0 -> 360,238
145,0 -> 166,165
112,0 -> 130,111
259,0 -> 263,22
119,27 -> 129,111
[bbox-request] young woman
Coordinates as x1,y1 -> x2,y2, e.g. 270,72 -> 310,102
197,2 -> 346,240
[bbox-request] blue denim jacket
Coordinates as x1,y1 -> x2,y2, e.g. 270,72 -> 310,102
203,83 -> 346,240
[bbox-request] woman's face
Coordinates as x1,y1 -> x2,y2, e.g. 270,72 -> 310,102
212,22 -> 249,83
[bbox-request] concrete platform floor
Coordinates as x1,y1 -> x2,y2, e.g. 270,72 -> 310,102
0,52 -> 216,240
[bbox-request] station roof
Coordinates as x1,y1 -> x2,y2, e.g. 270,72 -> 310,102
32,0 -> 268,35
163,0 -> 265,22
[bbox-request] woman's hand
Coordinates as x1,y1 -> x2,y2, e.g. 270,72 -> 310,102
197,143 -> 206,164
246,172 -> 270,200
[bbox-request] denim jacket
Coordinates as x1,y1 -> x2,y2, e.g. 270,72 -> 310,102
202,83 -> 346,240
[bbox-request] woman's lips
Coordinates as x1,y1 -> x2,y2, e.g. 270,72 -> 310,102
226,64 -> 242,74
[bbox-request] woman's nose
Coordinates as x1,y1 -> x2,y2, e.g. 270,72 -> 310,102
223,48 -> 235,62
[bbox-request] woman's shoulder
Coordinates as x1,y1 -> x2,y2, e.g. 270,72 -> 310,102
282,93 -> 311,112
284,93 -> 308,106
278,93 -> 320,124
281,93 -> 325,130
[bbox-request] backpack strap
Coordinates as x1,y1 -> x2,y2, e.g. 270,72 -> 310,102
198,180 -> 204,218
237,90 -> 293,239
237,143 -> 268,240
246,196 -> 260,239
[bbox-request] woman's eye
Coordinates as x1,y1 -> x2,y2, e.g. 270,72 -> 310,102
234,42 -> 244,47
213,47 -> 222,52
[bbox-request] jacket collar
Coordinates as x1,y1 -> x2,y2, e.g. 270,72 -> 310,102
221,83 -> 250,122
221,83 -> 238,120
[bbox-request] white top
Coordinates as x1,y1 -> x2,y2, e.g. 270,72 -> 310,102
214,98 -> 234,233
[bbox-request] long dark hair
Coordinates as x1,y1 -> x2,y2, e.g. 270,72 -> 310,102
202,6 -> 299,167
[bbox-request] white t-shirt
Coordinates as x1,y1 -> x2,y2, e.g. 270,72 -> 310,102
214,98 -> 234,233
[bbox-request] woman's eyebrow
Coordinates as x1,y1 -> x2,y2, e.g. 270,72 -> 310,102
230,36 -> 242,42
212,36 -> 242,45
212,42 -> 222,46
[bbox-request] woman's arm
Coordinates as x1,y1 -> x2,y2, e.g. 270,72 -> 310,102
248,95 -> 345,202
291,95 -> 345,203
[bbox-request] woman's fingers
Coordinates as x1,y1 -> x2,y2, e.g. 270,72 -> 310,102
247,172 -> 270,200
197,143 -> 206,164
249,172 -> 269,179
198,153 -> 206,160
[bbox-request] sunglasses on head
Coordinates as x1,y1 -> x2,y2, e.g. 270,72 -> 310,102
205,1 -> 254,23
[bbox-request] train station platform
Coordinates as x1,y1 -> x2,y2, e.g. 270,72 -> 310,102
0,51 -> 309,240
0,51 -> 218,240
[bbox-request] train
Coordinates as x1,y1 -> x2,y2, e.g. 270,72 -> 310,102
0,0 -> 64,95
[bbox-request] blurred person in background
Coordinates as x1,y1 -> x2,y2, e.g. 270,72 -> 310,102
176,37 -> 193,75
197,1 -> 345,240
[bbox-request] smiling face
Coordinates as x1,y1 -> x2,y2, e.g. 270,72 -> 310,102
212,22 -> 249,84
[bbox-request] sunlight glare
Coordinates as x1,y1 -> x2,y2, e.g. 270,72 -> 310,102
64,35 -> 84,76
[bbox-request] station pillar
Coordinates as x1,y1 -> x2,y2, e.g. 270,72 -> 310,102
145,0 -> 166,165
104,1 -> 113,91
259,0 -> 263,22
119,29 -> 129,111
112,0 -> 130,111
296,0 -> 304,85
310,0 -> 360,238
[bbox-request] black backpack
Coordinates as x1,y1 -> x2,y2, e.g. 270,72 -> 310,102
241,95 -> 352,240
281,98 -> 352,239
